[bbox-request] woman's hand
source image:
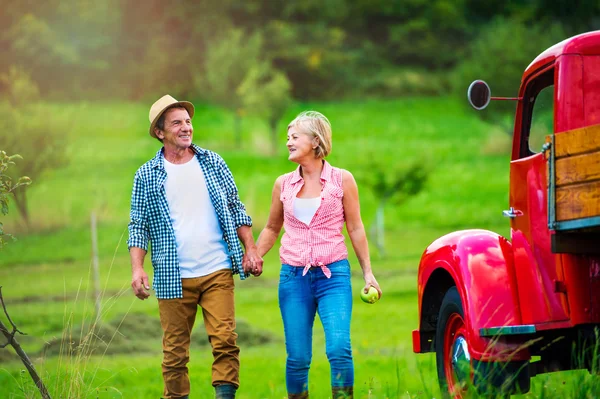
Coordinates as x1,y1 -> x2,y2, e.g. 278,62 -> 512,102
243,247 -> 264,276
362,272 -> 382,298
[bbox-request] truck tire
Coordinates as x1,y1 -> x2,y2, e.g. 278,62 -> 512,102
435,286 -> 530,398
435,286 -> 470,398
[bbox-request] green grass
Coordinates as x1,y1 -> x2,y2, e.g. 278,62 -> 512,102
1,97 -> 595,398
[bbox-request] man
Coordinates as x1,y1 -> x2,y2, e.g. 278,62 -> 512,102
127,94 -> 264,399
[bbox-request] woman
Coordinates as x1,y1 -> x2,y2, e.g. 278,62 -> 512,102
256,111 -> 382,399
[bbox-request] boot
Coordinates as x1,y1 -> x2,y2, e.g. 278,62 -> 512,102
288,392 -> 309,399
332,386 -> 353,399
215,383 -> 236,399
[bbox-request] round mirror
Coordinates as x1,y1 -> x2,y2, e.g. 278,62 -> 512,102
467,80 -> 491,110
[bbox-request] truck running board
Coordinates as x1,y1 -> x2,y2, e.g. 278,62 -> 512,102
480,325 -> 536,337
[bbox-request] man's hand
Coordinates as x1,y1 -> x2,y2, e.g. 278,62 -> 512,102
131,267 -> 151,300
237,226 -> 264,277
242,247 -> 264,277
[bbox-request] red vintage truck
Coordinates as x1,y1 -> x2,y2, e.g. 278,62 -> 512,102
412,30 -> 600,397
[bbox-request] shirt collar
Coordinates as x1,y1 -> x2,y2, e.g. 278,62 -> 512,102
150,143 -> 207,169
290,159 -> 332,184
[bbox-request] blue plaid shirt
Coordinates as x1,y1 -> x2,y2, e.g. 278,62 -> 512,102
127,144 -> 252,299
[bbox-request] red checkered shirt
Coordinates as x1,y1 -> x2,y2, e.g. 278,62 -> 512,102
279,160 -> 348,268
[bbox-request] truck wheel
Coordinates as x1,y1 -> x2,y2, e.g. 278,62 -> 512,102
435,286 -> 530,398
436,286 -> 470,398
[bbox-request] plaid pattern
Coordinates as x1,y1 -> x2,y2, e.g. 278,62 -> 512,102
279,161 -> 348,266
127,144 -> 252,299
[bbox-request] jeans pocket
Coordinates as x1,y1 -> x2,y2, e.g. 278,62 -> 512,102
329,260 -> 351,279
279,269 -> 295,284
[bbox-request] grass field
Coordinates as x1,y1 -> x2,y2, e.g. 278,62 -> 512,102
1,97 -> 597,398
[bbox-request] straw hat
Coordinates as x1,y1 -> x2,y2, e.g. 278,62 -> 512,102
148,95 -> 195,138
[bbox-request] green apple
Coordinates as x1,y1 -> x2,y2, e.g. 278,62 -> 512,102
360,286 -> 380,304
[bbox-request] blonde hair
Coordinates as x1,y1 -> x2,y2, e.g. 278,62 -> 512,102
288,111 -> 332,159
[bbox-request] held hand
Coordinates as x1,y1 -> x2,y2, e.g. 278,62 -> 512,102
131,268 -> 150,300
243,247 -> 264,277
362,272 -> 382,299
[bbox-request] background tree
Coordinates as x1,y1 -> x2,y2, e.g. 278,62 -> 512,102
0,67 -> 68,226
196,29 -> 264,148
1,1 -> 597,104
1,1 -> 120,100
358,159 -> 430,258
238,62 -> 292,154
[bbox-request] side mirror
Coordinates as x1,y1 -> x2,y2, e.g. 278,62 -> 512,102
467,80 -> 491,110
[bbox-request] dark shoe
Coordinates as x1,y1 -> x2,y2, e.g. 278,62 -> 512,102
332,386 -> 353,399
288,392 -> 309,399
215,383 -> 236,399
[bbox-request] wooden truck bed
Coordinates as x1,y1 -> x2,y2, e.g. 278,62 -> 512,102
546,123 -> 600,253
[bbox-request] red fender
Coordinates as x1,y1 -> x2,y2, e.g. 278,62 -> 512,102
414,229 -> 530,361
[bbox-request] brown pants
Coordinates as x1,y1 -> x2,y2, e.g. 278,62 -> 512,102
158,269 -> 239,399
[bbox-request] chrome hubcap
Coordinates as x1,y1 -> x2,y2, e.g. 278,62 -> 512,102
451,335 -> 471,386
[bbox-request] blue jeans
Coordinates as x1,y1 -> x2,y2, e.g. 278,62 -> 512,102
278,259 -> 354,394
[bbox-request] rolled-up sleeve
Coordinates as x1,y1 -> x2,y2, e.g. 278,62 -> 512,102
127,171 -> 149,251
220,159 -> 252,228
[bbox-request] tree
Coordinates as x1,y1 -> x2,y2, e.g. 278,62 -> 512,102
359,159 -> 430,258
0,67 -> 68,226
197,29 -> 264,148
0,286 -> 50,399
238,62 -> 292,154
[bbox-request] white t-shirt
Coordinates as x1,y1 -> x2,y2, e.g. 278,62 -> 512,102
163,155 -> 231,278
293,197 -> 321,225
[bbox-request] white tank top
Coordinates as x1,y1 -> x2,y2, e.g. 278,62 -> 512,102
293,197 -> 321,225
163,155 -> 231,278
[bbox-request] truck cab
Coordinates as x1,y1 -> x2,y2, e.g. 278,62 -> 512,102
412,30 -> 600,398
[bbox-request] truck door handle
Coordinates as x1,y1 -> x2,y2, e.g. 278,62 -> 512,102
503,207 -> 523,218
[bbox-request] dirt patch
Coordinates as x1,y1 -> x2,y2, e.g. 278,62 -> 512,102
39,312 -> 279,358
5,290 -> 122,305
